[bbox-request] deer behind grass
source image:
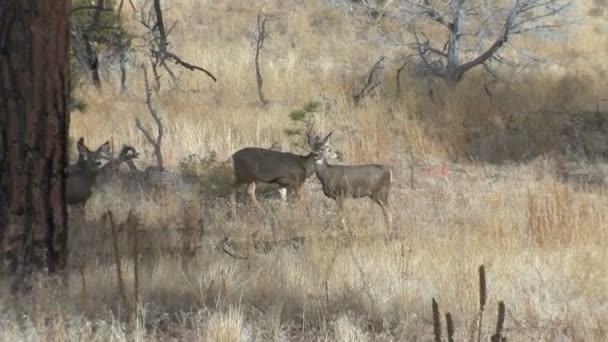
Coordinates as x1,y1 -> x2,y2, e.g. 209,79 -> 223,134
313,132 -> 393,229
66,138 -> 111,207
96,144 -> 141,186
229,130 -> 332,215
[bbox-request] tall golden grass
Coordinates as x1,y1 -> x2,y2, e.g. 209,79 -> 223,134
1,0 -> 607,340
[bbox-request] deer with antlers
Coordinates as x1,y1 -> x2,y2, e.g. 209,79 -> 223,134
229,126 -> 335,215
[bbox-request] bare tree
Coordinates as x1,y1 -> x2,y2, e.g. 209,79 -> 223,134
401,0 -> 572,83
131,0 -> 216,91
1,0 -> 70,290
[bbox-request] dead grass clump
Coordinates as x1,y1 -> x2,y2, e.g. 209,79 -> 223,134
393,67 -> 605,162
333,314 -> 369,342
10,0 -> 608,340
177,152 -> 233,203
205,308 -> 250,342
526,183 -> 608,248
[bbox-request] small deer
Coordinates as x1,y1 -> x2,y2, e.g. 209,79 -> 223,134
229,129 -> 330,215
312,132 -> 393,229
66,138 -> 111,207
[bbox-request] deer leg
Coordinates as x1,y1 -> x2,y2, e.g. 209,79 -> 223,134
278,187 -> 288,206
336,197 -> 347,231
230,184 -> 237,218
247,182 -> 261,208
374,198 -> 393,235
295,184 -> 304,202
293,184 -> 304,207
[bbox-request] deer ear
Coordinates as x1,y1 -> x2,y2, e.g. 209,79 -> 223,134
322,132 -> 333,145
76,138 -> 87,154
99,141 -> 111,153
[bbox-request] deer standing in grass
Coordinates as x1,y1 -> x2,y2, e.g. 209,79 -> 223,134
313,132 -> 393,230
229,129 -> 332,216
66,138 -> 111,207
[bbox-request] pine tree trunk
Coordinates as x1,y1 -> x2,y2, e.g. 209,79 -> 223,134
0,0 -> 71,289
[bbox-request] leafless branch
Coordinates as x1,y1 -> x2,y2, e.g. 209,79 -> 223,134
254,7 -> 270,106
411,31 -> 444,77
165,50 -> 216,81
402,0 -> 450,27
115,30 -> 129,93
135,64 -> 165,171
404,0 -> 570,83
353,56 -> 386,105
132,0 -> 217,88
127,0 -> 137,13
396,53 -> 421,95
159,57 -> 178,84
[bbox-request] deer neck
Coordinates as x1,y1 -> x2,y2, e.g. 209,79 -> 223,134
69,163 -> 100,183
314,158 -> 331,184
301,152 -> 317,178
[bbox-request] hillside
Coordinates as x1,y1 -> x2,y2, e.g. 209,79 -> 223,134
1,1 -> 607,341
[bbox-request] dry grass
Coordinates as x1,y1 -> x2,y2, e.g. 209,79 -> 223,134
2,0 -> 608,341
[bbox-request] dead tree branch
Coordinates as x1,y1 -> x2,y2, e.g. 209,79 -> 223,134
132,0 -> 217,89
135,64 -> 165,171
254,7 -> 270,106
115,30 -> 129,93
353,56 -> 386,105
404,0 -> 572,83
396,53 -> 418,95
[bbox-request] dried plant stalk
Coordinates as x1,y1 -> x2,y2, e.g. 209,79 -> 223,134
432,297 -> 442,342
446,312 -> 455,342
108,210 -> 130,320
478,264 -> 487,342
491,301 -> 507,342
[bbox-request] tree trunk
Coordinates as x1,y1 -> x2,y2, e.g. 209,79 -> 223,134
0,0 -> 71,289
445,1 -> 463,83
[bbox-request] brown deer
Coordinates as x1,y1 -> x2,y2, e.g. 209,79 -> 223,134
229,129 -> 333,215
66,138 -> 111,207
312,132 -> 393,229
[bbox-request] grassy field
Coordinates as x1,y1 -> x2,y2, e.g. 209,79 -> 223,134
2,0 -> 608,340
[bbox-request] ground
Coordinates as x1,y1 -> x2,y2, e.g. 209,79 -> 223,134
1,0 -> 607,341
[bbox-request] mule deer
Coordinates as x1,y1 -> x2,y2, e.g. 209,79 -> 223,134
96,144 -> 141,185
66,138 -> 111,207
313,132 -> 393,229
107,145 -> 182,196
229,130 -> 331,215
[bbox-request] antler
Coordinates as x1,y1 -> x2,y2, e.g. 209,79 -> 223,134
304,122 -> 319,148
118,145 -> 140,161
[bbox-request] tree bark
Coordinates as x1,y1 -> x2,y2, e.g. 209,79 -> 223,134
0,0 -> 71,289
445,1 -> 463,83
